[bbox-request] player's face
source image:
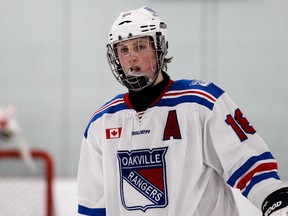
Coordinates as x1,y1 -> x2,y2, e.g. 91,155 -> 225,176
116,36 -> 158,81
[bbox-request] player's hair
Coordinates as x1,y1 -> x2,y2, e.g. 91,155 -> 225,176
107,6 -> 172,91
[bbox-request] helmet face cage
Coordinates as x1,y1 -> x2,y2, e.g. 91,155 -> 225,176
107,35 -> 167,91
106,6 -> 168,91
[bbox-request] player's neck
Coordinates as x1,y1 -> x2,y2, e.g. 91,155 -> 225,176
128,71 -> 170,112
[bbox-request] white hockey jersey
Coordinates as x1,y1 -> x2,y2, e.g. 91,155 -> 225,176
77,79 -> 283,216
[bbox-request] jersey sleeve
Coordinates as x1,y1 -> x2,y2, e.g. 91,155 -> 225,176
203,92 -> 284,210
77,122 -> 106,216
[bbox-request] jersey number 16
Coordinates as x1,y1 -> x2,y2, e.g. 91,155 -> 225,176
225,108 -> 256,142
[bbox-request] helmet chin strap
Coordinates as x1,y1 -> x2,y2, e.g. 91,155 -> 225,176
147,70 -> 161,88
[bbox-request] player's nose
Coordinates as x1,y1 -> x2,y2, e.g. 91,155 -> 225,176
128,51 -> 138,62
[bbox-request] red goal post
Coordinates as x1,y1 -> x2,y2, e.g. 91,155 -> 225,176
0,149 -> 54,216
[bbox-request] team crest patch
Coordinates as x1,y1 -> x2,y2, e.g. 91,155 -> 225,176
117,147 -> 168,212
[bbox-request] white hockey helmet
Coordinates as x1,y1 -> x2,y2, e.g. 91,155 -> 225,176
106,6 -> 168,91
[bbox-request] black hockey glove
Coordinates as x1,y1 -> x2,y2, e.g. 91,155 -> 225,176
262,187 -> 288,216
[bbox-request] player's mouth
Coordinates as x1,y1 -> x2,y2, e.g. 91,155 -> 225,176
128,66 -> 145,77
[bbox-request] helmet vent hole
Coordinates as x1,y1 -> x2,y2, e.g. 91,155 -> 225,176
118,20 -> 132,25
140,25 -> 157,32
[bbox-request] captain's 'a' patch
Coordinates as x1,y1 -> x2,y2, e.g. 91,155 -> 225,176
117,147 -> 168,212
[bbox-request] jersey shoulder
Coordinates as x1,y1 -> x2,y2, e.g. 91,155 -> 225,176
95,93 -> 127,116
170,79 -> 225,99
84,93 -> 128,138
158,79 -> 225,111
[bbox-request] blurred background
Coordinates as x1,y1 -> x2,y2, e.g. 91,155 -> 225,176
0,0 -> 287,215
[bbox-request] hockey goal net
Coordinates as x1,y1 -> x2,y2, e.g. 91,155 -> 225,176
0,149 -> 54,216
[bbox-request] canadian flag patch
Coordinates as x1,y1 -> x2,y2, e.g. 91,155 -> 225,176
106,127 -> 122,139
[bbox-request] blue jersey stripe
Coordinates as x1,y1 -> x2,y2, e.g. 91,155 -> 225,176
78,205 -> 106,216
227,152 -> 275,187
160,80 -> 224,110
169,80 -> 224,99
156,95 -> 214,110
84,102 -> 128,138
84,80 -> 224,137
242,171 -> 280,197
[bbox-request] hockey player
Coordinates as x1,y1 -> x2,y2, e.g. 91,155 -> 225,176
77,6 -> 288,216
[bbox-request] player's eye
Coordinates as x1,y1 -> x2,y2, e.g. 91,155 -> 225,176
119,47 -> 129,55
135,44 -> 146,52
